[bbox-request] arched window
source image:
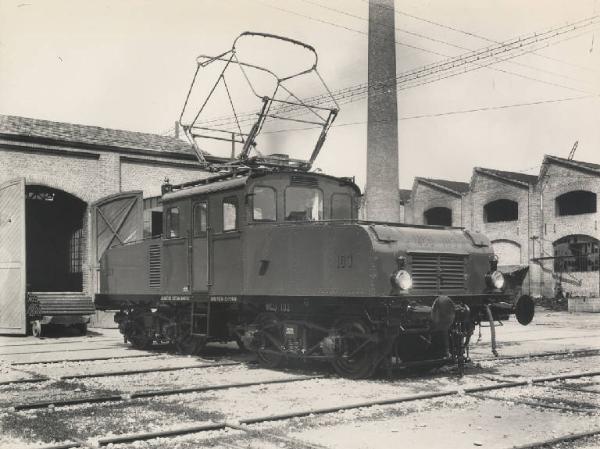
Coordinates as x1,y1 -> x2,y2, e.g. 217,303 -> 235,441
484,199 -> 518,223
553,235 -> 599,273
424,207 -> 452,226
555,191 -> 597,216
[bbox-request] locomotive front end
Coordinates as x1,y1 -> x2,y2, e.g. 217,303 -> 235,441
241,218 -> 534,378
366,224 -> 535,372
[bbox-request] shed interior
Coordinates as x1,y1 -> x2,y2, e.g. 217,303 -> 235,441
26,185 -> 86,292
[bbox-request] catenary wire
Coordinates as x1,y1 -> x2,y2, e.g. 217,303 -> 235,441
196,9 -> 600,130
299,0 -> 594,85
357,0 -> 600,74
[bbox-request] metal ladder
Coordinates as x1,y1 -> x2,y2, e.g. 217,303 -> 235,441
191,300 -> 210,336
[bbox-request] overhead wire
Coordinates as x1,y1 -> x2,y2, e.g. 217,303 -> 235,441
254,0 -> 599,99
197,20 -> 600,131
358,0 -> 600,74
299,0 -> 594,86
200,3 -> 600,131
261,94 -> 600,134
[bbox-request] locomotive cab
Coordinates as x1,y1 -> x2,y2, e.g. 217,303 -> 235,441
96,168 -> 534,377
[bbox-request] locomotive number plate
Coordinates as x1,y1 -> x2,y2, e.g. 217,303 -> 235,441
337,255 -> 353,269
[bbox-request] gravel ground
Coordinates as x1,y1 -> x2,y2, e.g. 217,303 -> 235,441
73,364 -> 311,394
1,310 -> 600,449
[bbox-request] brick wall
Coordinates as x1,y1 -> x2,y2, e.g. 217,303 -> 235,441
120,159 -> 209,198
407,182 -> 464,226
468,173 -> 531,265
538,162 -> 600,297
1,145 -> 209,300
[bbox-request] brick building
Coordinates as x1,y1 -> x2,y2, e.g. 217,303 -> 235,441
0,114 -> 215,323
403,156 -> 600,298
407,177 -> 470,227
537,156 -> 600,298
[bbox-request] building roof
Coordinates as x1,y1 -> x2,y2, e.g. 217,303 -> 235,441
474,167 -> 538,186
417,177 -> 470,195
399,188 -> 412,204
0,114 -> 202,158
544,154 -> 600,174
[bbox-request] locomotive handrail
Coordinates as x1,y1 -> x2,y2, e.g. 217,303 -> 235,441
245,219 -> 463,231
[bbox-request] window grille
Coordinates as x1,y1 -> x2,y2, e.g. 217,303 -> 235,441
69,228 -> 83,274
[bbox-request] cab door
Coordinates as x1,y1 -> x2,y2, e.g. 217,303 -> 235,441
0,178 -> 27,335
191,199 -> 209,292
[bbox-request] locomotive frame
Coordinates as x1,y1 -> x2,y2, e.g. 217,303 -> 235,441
96,165 -> 534,378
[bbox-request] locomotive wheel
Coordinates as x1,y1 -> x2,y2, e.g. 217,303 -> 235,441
330,318 -> 377,379
255,314 -> 284,369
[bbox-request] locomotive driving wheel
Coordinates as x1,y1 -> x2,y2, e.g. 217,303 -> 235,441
330,318 -> 378,379
255,313 -> 284,369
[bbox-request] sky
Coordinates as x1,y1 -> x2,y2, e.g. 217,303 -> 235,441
1,0 -> 599,190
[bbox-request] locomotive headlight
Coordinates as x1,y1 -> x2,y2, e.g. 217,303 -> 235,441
393,270 -> 413,290
487,270 -> 505,290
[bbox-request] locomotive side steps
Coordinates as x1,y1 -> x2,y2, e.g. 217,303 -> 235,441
191,300 -> 210,337
26,292 -> 95,337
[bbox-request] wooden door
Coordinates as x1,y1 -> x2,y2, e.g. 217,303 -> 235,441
90,191 -> 144,294
90,191 -> 144,263
0,178 -> 27,334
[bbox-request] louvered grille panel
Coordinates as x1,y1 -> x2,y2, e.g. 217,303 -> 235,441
149,245 -> 161,289
290,175 -> 319,187
411,254 -> 466,292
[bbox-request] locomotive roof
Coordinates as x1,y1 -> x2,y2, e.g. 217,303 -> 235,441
161,169 -> 360,201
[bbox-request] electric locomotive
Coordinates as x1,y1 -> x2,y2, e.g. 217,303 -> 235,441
96,158 -> 534,378
95,32 -> 534,378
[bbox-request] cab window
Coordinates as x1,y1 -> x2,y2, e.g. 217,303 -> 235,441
166,207 -> 180,238
252,186 -> 276,222
223,197 -> 238,231
331,193 -> 352,219
285,187 -> 323,221
193,202 -> 208,236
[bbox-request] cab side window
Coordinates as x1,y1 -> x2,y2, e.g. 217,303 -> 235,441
223,197 -> 238,231
193,202 -> 208,236
252,186 -> 276,222
331,193 -> 352,219
165,207 -> 180,238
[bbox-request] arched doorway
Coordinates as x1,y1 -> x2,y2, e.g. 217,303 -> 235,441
26,185 -> 87,292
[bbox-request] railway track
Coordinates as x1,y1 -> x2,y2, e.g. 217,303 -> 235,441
474,347 -> 600,363
24,368 -> 600,449
9,352 -> 160,366
0,337 -> 116,348
0,361 -> 242,386
4,346 -> 597,387
6,374 -> 324,411
0,345 -> 130,356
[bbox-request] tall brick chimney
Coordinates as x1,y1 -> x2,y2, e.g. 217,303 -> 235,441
365,0 -> 401,222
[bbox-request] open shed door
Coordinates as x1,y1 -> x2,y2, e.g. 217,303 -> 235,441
0,178 -> 27,334
90,191 -> 144,265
